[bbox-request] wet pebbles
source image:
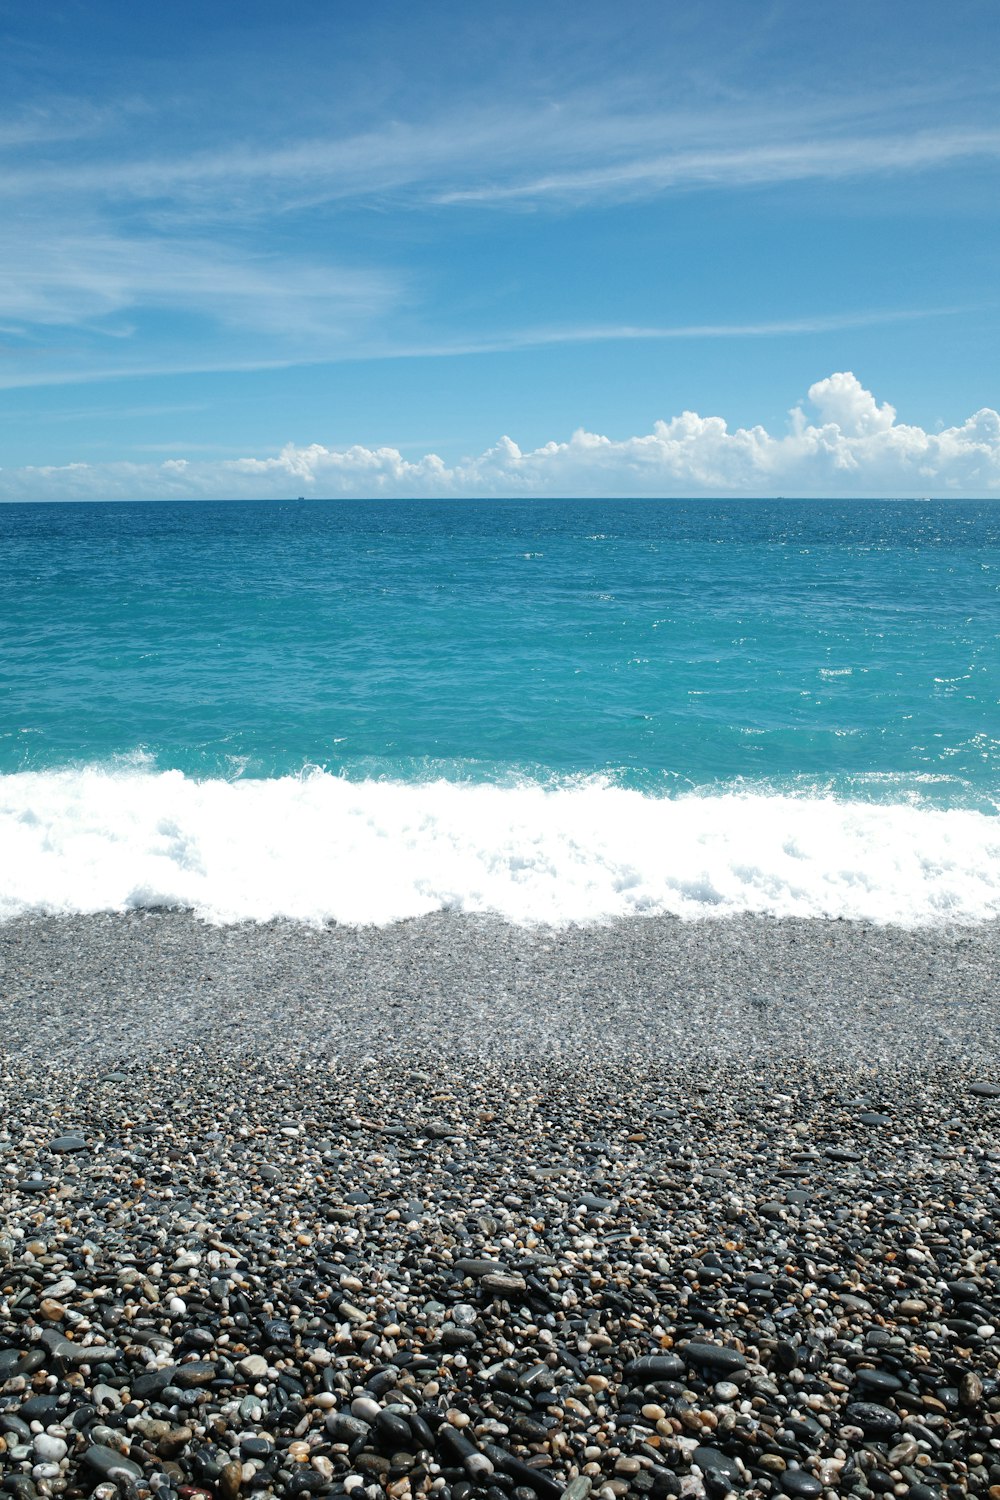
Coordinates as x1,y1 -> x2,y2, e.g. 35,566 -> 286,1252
1,911 -> 1000,1500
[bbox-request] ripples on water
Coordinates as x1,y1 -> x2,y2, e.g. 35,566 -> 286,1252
2,497 -> 998,800
1,498 -> 998,923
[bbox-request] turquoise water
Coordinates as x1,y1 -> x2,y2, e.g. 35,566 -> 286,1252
3,498 -> 999,800
2,498 -> 999,925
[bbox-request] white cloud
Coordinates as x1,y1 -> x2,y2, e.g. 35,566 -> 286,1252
3,374 -> 998,501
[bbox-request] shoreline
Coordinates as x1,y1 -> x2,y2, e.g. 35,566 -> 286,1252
2,912 -> 999,1500
2,909 -> 1000,1071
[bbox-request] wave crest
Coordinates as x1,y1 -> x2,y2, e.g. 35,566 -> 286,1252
1,767 -> 998,927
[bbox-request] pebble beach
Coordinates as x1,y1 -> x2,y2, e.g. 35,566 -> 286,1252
2,914 -> 1000,1500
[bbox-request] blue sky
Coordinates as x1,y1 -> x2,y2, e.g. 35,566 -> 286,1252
2,0 -> 999,497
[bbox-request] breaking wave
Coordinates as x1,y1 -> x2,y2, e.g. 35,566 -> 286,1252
1,765 -> 999,928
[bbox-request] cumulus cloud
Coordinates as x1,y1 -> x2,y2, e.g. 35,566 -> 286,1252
3,373 -> 999,502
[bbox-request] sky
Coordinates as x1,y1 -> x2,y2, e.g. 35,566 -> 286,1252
1,0 -> 999,499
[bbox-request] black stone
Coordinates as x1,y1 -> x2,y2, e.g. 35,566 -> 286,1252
843,1402 -> 900,1436
0,1416 -> 31,1441
48,1135 -> 87,1153
17,1396 -> 63,1421
684,1341 -> 747,1374
780,1472 -> 823,1500
694,1446 -> 742,1483
855,1369 -> 903,1397
623,1354 -> 686,1383
376,1410 -> 414,1450
453,1258 -> 509,1277
131,1369 -> 173,1398
83,1446 -> 143,1480
327,1414 -> 371,1444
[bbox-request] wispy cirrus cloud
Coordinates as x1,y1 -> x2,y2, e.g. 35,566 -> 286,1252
1,69 -> 997,389
0,305 -> 968,391
0,222 -> 400,362
3,88 -> 998,218
436,125 -> 1000,206
3,374 -> 998,501
413,304 -> 969,357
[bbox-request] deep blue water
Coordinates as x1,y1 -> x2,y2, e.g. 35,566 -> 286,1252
2,498 -> 999,804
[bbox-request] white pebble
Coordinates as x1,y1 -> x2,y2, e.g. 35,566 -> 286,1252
33,1435 -> 68,1462
351,1396 -> 381,1422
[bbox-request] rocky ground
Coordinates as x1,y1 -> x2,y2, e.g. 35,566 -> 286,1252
1,913 -> 999,1500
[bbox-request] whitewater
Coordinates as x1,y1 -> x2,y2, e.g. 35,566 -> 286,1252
3,765 -> 999,927
3,498 -> 999,928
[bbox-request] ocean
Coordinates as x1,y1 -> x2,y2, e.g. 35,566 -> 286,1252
2,497 -> 998,926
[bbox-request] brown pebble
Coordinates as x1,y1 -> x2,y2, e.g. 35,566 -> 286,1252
759,1455 -> 787,1474
220,1466 -> 243,1500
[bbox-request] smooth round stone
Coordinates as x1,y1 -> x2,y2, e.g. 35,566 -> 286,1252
351,1396 -> 382,1423
970,1083 -> 1000,1098
694,1446 -> 741,1482
684,1342 -> 746,1374
240,1436 -> 271,1458
781,1471 -> 823,1499
83,1446 -> 143,1480
33,1435 -> 68,1462
623,1354 -> 686,1383
326,1414 -> 371,1443
0,1416 -> 32,1442
48,1135 -> 87,1153
843,1403 -> 900,1436
855,1369 -> 903,1397
19,1396 -> 63,1421
713,1382 -> 740,1402
173,1361 -> 217,1388
375,1410 -> 412,1449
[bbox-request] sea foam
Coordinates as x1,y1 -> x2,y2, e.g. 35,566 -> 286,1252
1,766 -> 998,928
